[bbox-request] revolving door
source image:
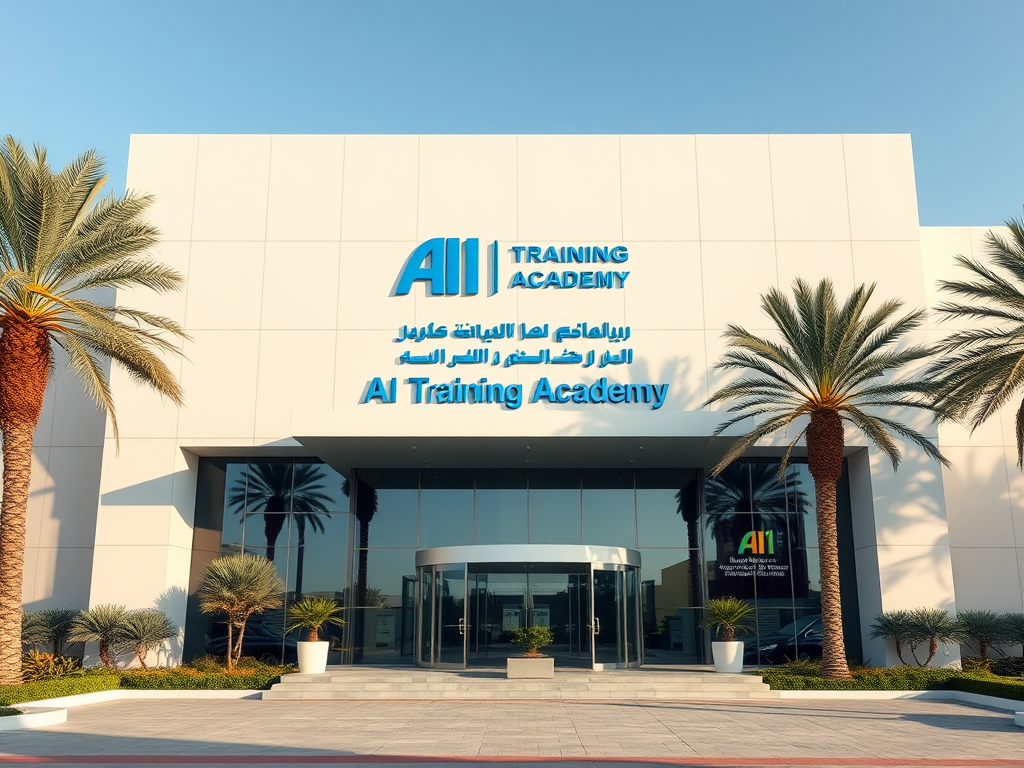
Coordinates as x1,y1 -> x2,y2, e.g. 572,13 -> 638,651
415,545 -> 642,670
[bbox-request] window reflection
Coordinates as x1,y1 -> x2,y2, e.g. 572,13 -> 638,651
582,469 -> 636,547
475,469 -> 527,545
636,469 -> 700,549
529,469 -> 581,544
420,469 -> 473,548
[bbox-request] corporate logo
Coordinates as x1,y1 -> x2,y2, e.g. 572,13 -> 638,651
393,238 -> 631,297
738,530 -> 776,555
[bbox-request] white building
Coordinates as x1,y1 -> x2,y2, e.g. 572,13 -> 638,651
20,134 -> 1024,669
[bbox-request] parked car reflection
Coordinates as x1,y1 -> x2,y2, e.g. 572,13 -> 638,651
206,622 -> 296,661
744,615 -> 822,665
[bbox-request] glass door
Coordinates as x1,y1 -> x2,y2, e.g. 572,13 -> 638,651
416,563 -> 468,668
591,567 -> 626,669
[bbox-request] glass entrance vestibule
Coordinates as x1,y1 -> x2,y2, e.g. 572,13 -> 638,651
415,545 -> 642,670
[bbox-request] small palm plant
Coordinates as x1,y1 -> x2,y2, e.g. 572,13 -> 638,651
905,607 -> 965,666
512,625 -> 555,657
958,609 -> 1012,659
69,604 -> 130,667
1003,612 -> 1024,658
20,610 -> 47,648
869,609 -> 914,664
285,597 -> 345,642
197,553 -> 284,669
122,610 -> 176,669
39,608 -> 78,656
702,597 -> 754,642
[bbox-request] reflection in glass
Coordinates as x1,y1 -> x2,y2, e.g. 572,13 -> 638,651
636,469 -> 700,549
475,469 -> 527,545
230,462 -> 295,562
286,513 -> 348,598
420,470 -> 473,548
529,469 -> 581,544
582,469 -> 635,547
359,549 -> 417,607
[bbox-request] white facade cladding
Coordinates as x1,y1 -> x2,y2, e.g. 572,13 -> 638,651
18,134 -> 1024,667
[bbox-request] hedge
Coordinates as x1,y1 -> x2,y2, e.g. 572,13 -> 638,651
0,664 -> 287,704
0,707 -> 23,717
759,665 -> 1024,701
117,667 -> 284,690
0,670 -> 120,706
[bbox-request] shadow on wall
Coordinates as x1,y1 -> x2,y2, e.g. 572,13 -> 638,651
98,449 -> 199,527
155,586 -> 188,666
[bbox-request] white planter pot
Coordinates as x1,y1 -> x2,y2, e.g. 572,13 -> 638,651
712,641 -> 744,673
296,641 -> 329,674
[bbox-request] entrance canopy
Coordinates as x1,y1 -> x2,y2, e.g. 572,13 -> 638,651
416,544 -> 641,568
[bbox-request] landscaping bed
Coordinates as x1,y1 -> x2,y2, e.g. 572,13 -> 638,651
758,660 -> 1024,701
0,657 -> 289,706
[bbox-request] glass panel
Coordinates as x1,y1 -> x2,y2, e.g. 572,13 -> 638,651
748,607 -> 796,666
357,469 -> 418,548
420,469 -> 474,548
655,608 -> 707,664
436,565 -> 467,666
800,547 -> 822,609
351,607 -> 405,664
475,469 -> 528,545
219,461 -> 248,552
593,569 -> 625,665
291,462 -> 348,514
636,468 -> 700,549
582,468 -> 636,547
529,469 -> 581,544
704,509 -> 756,600
420,568 -> 433,664
357,549 -> 416,608
793,608 -> 824,663
639,550 -> 702,664
286,513 -> 348,599
625,568 -> 640,664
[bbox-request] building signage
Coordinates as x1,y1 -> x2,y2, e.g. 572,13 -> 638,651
364,238 -> 667,410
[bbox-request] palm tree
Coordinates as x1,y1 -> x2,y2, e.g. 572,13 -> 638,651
928,216 -> 1024,466
228,462 -> 333,595
704,279 -> 947,678
39,608 -> 78,656
197,553 -> 284,669
0,138 -> 185,684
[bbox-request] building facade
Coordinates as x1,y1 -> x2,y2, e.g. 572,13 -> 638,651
20,134 -> 1024,669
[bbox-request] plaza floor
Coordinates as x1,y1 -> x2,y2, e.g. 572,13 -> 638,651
0,697 -> 1021,768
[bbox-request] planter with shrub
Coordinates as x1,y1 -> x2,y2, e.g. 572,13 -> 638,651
507,626 -> 555,679
703,597 -> 753,673
285,597 -> 345,675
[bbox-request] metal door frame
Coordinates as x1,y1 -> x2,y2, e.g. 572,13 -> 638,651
415,563 -> 469,669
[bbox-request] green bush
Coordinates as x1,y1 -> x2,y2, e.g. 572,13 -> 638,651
758,661 -> 1024,701
992,656 -> 1024,678
117,661 -> 288,690
21,651 -> 82,682
0,669 -> 120,706
511,625 -> 555,656
0,707 -> 23,717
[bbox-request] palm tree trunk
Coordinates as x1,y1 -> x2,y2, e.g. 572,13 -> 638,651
0,322 -> 51,685
806,409 -> 852,679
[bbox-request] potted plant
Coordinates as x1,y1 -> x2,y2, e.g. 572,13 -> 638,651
702,597 -> 753,673
507,625 -> 555,679
286,596 -> 345,674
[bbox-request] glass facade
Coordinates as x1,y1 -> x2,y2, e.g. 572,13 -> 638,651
185,458 -> 860,666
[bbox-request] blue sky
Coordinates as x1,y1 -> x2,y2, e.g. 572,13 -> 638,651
5,0 -> 1021,225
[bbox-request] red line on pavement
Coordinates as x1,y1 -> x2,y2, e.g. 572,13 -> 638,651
2,758 -> 1024,766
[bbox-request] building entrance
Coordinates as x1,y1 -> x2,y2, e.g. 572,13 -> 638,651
415,545 -> 641,670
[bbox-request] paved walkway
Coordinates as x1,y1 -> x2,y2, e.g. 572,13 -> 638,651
0,698 -> 1021,767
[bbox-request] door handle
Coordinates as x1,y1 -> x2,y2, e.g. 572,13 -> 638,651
458,618 -> 465,636
594,618 -> 601,636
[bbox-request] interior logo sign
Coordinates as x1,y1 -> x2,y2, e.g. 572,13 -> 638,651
738,530 -> 776,555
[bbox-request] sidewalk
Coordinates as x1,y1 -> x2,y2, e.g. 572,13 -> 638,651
0,697 -> 1021,767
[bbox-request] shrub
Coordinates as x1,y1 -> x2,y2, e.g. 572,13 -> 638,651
121,610 -> 175,669
69,605 -> 130,667
0,707 -> 22,717
21,610 -> 48,648
0,669 -> 120,706
117,662 -> 286,690
21,651 -> 81,682
961,656 -> 994,673
39,609 -> 80,656
905,608 -> 964,665
958,609 -> 1013,658
702,597 -> 754,642
511,626 -> 554,657
182,655 -> 225,673
992,656 -> 1024,678
1001,612 -> 1024,652
869,610 -> 913,664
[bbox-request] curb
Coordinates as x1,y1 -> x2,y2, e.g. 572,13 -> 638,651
7,688 -> 261,710
0,706 -> 67,731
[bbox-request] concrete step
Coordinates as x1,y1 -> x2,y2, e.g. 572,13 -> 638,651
264,668 -> 774,701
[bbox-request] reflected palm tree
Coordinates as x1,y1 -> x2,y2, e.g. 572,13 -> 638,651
228,462 -> 333,596
341,477 -> 378,610
674,478 -> 702,607
703,462 -> 803,544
